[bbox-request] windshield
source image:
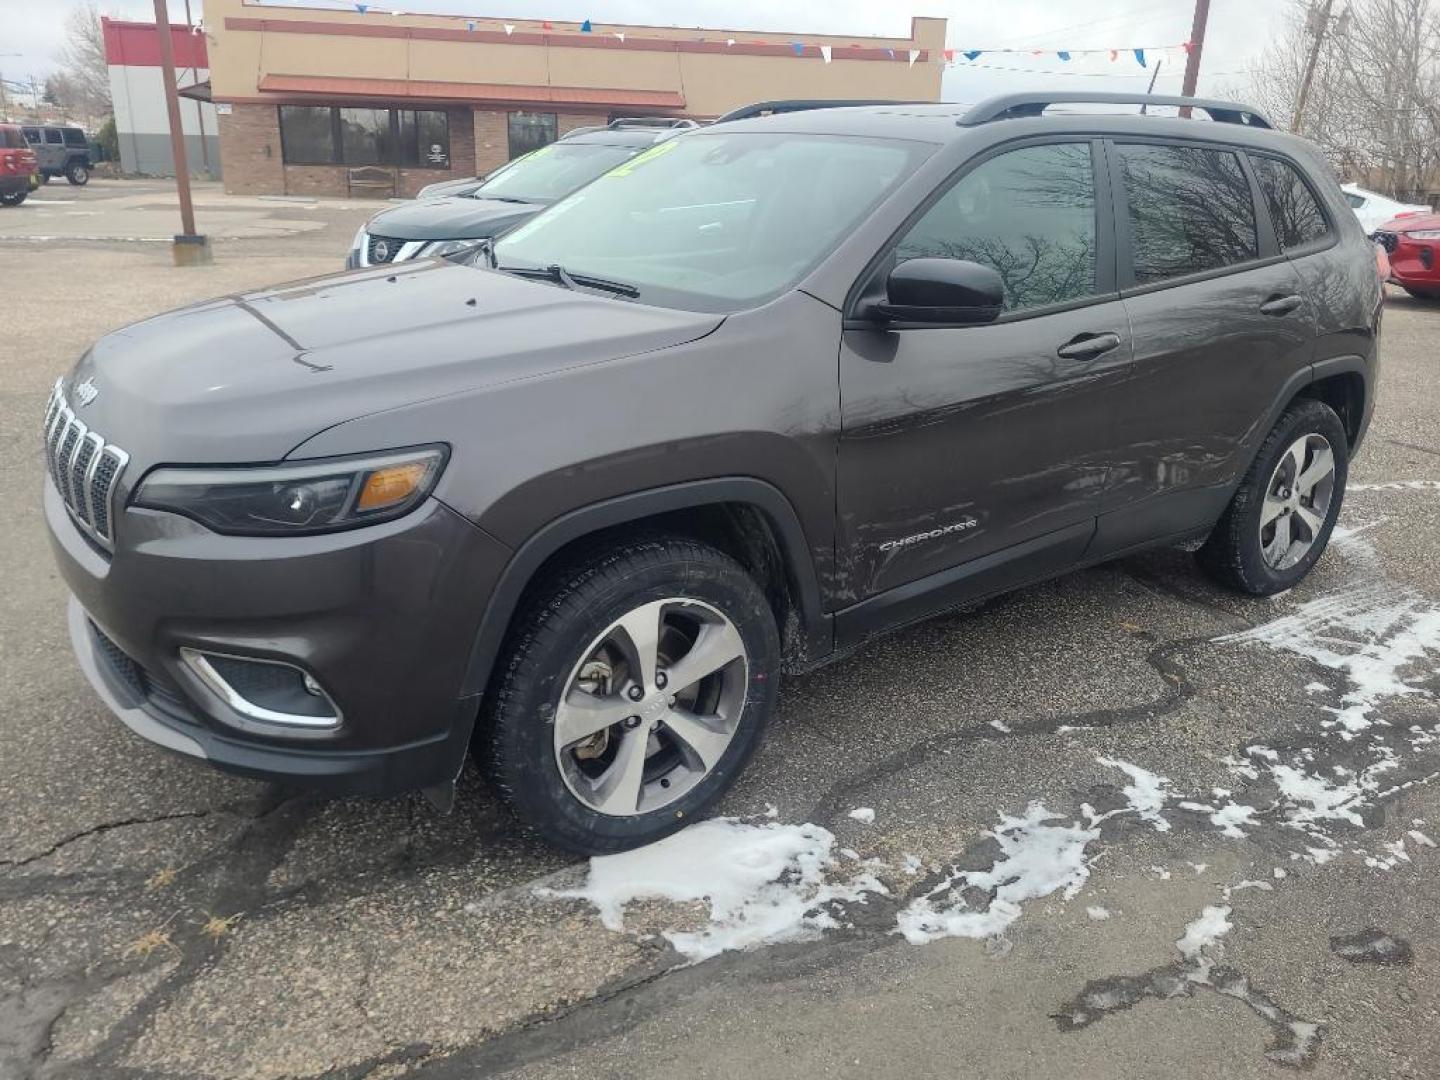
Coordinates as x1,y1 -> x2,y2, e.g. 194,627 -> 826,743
493,132 -> 928,312
474,143 -> 641,203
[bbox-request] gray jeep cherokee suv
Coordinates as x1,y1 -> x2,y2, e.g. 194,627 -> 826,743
44,94 -> 1381,854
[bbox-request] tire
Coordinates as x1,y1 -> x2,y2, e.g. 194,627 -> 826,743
0,192 -> 26,207
1402,288 -> 1440,302
484,535 -> 780,854
38,173 -> 50,185
1198,398 -> 1349,595
65,161 -> 89,186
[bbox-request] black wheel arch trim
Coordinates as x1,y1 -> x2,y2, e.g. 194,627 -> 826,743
1247,353 -> 1370,465
459,477 -> 833,700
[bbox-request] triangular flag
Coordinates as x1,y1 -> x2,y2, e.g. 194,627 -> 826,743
580,19 -> 592,32
466,20 -> 475,30
790,41 -> 805,56
355,3 -> 367,11
1182,40 -> 1194,53
1134,48 -> 1146,66
1109,49 -> 1118,61
907,49 -> 920,67
725,37 -> 735,46
1057,50 -> 1070,61
614,32 -> 625,42
964,49 -> 982,60
943,48 -> 954,62
503,23 -> 514,34
820,44 -> 832,63
541,20 -> 552,29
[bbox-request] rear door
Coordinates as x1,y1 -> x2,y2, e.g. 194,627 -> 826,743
41,128 -> 64,172
836,139 -> 1132,614
1095,138 -> 1315,551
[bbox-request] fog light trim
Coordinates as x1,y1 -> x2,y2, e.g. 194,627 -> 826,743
180,648 -> 342,730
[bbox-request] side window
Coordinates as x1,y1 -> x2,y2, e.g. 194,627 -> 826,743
62,129 -> 87,148
1116,143 -> 1257,285
21,127 -> 40,144
1345,192 -> 1365,208
895,142 -> 1098,313
44,129 -> 63,145
1251,155 -> 1330,249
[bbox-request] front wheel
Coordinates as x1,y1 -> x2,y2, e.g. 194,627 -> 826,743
0,191 -> 27,207
65,162 -> 89,186
484,536 -> 780,854
1198,398 -> 1349,595
1402,287 -> 1440,302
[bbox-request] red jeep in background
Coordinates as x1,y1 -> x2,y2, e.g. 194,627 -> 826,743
1374,210 -> 1440,301
0,124 -> 39,206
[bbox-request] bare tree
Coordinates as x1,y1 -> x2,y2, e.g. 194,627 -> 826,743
1235,0 -> 1440,200
58,1 -> 112,121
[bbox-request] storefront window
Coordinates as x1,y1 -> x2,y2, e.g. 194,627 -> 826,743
401,110 -> 450,168
508,112 -> 557,160
278,106 -> 335,165
278,107 -> 451,169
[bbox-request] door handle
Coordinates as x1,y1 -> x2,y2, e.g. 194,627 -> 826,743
1056,332 -> 1122,361
1260,294 -> 1304,316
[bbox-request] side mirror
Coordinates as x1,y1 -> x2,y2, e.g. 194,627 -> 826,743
873,258 -> 1004,325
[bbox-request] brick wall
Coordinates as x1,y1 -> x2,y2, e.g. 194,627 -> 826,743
217,104 -> 284,195
221,105 -> 480,196
473,109 -> 509,176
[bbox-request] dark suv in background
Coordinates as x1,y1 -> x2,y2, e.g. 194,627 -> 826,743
346,119 -> 696,268
46,94 -> 1380,854
21,125 -> 91,185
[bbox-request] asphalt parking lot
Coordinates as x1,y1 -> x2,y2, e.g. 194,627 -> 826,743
3,179 -> 1440,1080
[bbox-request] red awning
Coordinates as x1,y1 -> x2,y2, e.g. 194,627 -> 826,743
254,74 -> 684,110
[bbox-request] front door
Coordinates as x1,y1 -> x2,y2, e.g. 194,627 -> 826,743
836,140 -> 1132,621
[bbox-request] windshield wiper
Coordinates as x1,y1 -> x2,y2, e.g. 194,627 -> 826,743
499,263 -> 641,299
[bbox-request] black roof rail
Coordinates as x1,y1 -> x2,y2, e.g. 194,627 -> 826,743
714,99 -> 916,124
606,117 -> 700,130
958,92 -> 1273,129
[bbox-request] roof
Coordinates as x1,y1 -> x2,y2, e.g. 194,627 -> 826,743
254,74 -> 683,111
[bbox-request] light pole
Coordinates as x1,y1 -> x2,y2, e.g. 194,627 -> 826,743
153,0 -> 210,264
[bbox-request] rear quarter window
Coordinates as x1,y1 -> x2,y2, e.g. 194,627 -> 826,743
62,129 -> 87,148
1250,155 -> 1331,249
0,127 -> 27,149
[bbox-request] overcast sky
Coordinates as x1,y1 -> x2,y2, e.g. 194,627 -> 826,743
0,0 -> 1288,101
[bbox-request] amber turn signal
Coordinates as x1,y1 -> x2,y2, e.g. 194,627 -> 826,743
357,462 -> 430,512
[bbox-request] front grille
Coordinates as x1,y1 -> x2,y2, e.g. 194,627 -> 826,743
43,378 -> 129,550
1374,230 -> 1399,253
89,621 -> 192,723
366,233 -> 405,265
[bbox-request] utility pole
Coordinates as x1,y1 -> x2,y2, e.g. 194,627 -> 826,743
1178,0 -> 1211,117
1292,0 -> 1336,132
153,0 -> 210,264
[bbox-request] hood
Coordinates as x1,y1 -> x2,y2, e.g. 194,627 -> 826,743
1379,209 -> 1440,233
67,259 -> 722,468
365,195 -> 542,241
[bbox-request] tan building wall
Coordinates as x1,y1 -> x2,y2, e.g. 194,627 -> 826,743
203,0 -> 945,196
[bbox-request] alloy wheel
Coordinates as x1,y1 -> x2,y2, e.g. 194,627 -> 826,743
553,597 -> 749,817
1259,433 -> 1336,570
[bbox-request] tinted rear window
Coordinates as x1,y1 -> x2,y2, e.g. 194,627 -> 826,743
62,128 -> 86,147
1116,143 -> 1258,285
1250,155 -> 1330,249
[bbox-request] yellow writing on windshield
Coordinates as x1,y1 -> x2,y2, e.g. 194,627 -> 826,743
605,139 -> 679,178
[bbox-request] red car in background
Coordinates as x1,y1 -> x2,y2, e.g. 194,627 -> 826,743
0,124 -> 38,206
1374,211 -> 1440,301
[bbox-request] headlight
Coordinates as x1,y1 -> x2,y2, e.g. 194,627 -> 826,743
1405,229 -> 1440,240
422,238 -> 486,259
132,446 -> 447,536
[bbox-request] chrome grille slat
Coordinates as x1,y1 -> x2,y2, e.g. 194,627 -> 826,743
42,381 -> 128,550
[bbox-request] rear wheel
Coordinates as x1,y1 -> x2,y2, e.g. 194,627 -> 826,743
37,173 -> 50,185
1402,287 -> 1440,302
484,536 -> 780,854
1198,399 -> 1349,595
0,191 -> 27,207
65,161 -> 88,186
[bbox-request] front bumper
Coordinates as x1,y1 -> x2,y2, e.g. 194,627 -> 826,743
1376,231 -> 1440,293
48,476 -> 512,795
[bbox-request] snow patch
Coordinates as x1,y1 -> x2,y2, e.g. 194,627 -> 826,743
549,818 -> 885,962
896,803 -> 1098,944
847,807 -> 876,825
1094,757 -> 1173,832
1408,830 -> 1436,848
1176,905 -> 1232,961
989,719 -> 1012,734
1086,905 -> 1111,920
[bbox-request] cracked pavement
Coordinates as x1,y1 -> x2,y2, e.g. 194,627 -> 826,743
3,185 -> 1440,1079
